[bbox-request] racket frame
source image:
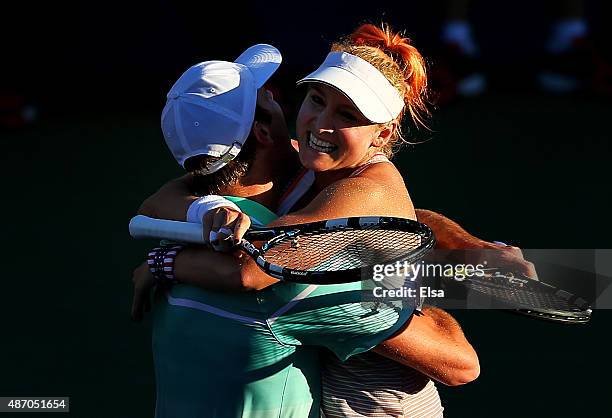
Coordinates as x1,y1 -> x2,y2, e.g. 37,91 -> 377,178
238,216 -> 435,284
441,268 -> 592,324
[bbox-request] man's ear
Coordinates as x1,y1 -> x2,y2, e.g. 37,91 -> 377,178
252,121 -> 274,146
372,121 -> 398,148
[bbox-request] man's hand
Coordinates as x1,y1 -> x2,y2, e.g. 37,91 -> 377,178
434,233 -> 538,279
131,262 -> 156,322
469,240 -> 538,279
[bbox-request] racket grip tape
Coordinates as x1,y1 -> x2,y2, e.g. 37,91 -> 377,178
129,215 -> 205,244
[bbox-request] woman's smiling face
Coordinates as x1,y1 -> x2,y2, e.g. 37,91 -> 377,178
296,84 -> 393,172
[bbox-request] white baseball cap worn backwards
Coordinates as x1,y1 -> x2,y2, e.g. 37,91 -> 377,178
297,51 -> 405,124
161,44 -> 282,173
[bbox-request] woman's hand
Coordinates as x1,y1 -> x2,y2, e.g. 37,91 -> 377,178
202,207 -> 251,252
131,262 -> 156,322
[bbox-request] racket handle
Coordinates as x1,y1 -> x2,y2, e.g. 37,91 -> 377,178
129,215 -> 205,244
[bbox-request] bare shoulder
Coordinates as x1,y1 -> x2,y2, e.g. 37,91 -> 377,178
350,162 -> 414,218
356,160 -> 408,190
276,163 -> 415,225
319,162 -> 414,218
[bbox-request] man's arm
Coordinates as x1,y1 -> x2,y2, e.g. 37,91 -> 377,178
374,307 -> 480,386
416,209 -> 477,249
416,209 -> 537,278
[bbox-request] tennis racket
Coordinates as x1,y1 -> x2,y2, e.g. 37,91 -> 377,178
439,268 -> 592,324
129,215 -> 435,284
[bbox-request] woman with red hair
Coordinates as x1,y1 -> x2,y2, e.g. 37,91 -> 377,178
275,22 -> 449,418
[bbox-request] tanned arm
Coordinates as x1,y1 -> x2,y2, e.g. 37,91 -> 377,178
374,306 -> 480,386
415,209 -> 537,278
171,247 -> 269,292
138,175 -> 198,221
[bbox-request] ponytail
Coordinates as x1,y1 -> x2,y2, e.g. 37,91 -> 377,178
349,23 -> 429,128
333,23 -> 430,137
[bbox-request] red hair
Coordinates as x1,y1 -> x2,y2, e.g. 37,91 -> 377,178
333,23 -> 429,135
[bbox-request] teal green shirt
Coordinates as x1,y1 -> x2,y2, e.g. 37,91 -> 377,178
152,197 -> 413,417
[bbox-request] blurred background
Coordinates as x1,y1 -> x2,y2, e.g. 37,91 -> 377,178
1,0 -> 611,416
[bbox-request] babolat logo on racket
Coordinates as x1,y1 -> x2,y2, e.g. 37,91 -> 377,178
241,241 -> 259,255
289,271 -> 308,276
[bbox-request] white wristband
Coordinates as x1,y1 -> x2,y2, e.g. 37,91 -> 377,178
186,195 -> 242,224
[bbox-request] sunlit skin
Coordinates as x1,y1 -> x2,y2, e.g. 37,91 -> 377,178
296,84 -> 397,188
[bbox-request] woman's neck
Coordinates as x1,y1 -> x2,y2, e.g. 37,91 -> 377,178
312,167 -> 355,193
312,150 -> 381,192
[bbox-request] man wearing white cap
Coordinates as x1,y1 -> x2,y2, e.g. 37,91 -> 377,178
138,44 -> 334,417
161,44 -> 289,176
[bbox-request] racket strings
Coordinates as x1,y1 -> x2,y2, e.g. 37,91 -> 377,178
263,228 -> 423,271
467,274 -> 580,311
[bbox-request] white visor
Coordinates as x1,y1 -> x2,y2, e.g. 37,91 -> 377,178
297,51 -> 405,123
